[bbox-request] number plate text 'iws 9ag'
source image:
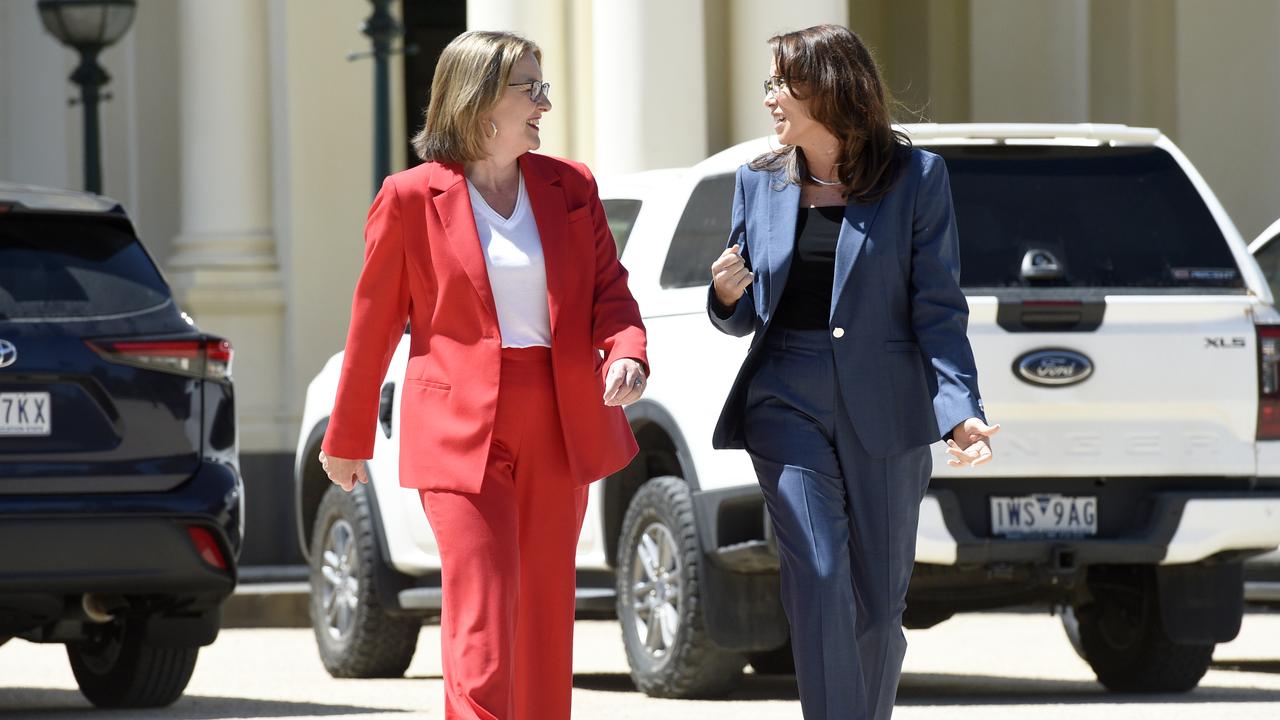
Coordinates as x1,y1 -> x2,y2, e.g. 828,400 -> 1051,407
990,494 -> 1097,537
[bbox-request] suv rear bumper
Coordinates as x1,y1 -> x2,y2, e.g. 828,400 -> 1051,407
921,489 -> 1280,567
0,516 -> 235,596
0,460 -> 240,597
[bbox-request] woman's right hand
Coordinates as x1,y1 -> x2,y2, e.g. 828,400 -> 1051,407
711,243 -> 754,308
319,450 -> 369,492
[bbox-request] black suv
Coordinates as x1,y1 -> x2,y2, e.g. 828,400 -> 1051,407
0,184 -> 242,708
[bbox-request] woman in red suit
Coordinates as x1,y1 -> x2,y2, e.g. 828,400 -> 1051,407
318,30 -> 648,720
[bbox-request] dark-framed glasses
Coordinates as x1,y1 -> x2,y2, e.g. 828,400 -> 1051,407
508,80 -> 551,103
763,76 -> 788,97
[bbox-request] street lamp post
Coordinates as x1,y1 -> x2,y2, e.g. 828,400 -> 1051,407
349,0 -> 410,197
365,0 -> 396,194
37,0 -> 137,195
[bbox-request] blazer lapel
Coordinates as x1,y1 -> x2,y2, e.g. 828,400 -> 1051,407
429,162 -> 498,322
519,154 -> 569,337
764,171 -> 800,323
830,197 -> 883,321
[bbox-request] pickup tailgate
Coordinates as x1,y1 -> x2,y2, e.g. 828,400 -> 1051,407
932,142 -> 1258,478
966,296 -> 1257,476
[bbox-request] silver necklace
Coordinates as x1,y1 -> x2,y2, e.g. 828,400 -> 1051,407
807,172 -> 841,186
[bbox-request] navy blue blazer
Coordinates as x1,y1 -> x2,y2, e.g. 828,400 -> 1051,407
709,147 -> 985,458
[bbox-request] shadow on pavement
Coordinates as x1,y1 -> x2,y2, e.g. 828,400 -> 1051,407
898,673 -> 1280,706
571,671 -> 1280,705
0,688 -> 408,718
1211,660 -> 1280,675
572,671 -> 800,700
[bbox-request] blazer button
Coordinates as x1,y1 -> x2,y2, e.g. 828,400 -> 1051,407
832,327 -> 845,339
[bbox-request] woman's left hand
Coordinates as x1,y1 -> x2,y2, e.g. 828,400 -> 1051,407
603,358 -> 647,407
946,417 -> 1000,467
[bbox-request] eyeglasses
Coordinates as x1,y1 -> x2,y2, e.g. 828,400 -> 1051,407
763,76 -> 788,98
508,80 -> 551,103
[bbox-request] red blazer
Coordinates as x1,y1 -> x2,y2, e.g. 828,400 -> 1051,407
321,153 -> 648,493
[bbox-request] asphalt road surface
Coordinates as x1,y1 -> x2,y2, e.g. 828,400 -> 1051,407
1,610 -> 1277,719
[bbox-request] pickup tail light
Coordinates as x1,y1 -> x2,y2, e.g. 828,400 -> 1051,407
1258,326 -> 1280,440
86,337 -> 233,381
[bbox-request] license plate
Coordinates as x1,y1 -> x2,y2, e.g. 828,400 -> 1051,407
0,392 -> 51,436
990,493 -> 1097,538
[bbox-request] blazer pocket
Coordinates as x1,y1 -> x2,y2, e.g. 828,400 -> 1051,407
566,205 -> 591,224
407,378 -> 451,391
885,340 -> 920,352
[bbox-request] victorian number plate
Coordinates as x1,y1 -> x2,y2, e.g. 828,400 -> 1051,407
990,493 -> 1097,537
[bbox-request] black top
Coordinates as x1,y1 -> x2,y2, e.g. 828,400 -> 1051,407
773,205 -> 844,330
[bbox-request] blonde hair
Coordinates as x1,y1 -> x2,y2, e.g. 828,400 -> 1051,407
411,31 -> 542,164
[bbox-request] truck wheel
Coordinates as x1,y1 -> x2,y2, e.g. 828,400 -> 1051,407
1065,569 -> 1214,693
616,476 -> 745,698
310,484 -> 420,678
67,618 -> 198,708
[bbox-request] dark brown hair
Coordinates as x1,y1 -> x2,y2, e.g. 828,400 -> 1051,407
750,24 -> 910,202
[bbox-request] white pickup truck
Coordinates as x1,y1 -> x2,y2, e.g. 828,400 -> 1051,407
294,123 -> 1280,697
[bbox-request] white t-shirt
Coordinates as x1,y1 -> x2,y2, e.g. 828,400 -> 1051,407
466,171 -> 552,348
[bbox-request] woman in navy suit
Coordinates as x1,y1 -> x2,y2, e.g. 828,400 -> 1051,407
708,24 -> 1000,720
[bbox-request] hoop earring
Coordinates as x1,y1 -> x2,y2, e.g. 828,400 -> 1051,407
487,120 -> 498,139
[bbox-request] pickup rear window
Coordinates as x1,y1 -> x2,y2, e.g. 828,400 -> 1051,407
657,146 -> 1244,293
939,145 -> 1245,292
0,215 -> 170,320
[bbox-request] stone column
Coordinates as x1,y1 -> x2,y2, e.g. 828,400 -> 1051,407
970,0 -> 1089,122
167,0 -> 286,452
590,0 -> 708,174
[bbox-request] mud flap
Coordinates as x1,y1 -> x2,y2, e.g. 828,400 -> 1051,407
1155,562 -> 1244,644
699,556 -> 789,653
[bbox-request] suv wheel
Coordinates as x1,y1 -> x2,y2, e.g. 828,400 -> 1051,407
67,618 -> 198,708
310,484 -> 419,678
1062,568 -> 1213,693
616,476 -> 745,698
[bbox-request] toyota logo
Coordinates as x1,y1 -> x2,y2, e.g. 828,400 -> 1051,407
0,339 -> 15,369
1013,349 -> 1093,387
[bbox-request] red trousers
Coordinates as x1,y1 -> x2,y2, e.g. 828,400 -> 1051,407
419,347 -> 588,720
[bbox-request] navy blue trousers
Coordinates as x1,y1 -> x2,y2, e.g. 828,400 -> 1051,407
744,327 -> 931,720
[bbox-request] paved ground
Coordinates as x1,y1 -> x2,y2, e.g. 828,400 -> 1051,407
1,610 -> 1277,719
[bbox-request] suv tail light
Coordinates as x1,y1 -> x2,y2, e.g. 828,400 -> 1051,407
1258,326 -> 1280,440
187,526 -> 228,570
87,337 -> 233,381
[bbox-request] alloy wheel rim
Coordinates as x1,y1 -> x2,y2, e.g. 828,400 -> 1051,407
320,519 -> 360,642
628,521 -> 683,662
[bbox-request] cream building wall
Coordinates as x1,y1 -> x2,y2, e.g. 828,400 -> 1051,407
2,0 -> 1279,564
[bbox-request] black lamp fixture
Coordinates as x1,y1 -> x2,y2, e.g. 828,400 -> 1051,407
37,0 -> 137,195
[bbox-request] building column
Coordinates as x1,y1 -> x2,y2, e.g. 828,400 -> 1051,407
727,0 -> 848,144
1173,0 -> 1280,240
1088,0 -> 1175,133
849,0 -> 972,124
969,0 -> 1089,122
168,0 -> 286,452
590,0 -> 708,174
